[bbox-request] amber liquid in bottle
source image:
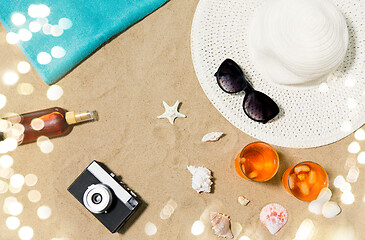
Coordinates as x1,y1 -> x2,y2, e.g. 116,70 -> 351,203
1,107 -> 95,144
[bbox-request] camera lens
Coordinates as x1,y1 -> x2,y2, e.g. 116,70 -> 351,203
83,184 -> 113,214
91,193 -> 103,204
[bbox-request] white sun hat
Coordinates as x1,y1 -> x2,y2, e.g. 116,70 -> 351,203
191,0 -> 365,148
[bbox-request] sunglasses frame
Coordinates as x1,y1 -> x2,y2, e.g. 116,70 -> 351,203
214,59 -> 279,124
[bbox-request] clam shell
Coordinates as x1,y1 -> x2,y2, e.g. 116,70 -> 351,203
322,201 -> 341,218
260,203 -> 288,235
201,132 -> 224,142
210,212 -> 233,238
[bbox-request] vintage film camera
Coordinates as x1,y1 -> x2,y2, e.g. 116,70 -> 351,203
68,161 -> 140,233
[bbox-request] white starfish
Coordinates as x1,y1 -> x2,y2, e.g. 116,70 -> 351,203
157,101 -> 186,125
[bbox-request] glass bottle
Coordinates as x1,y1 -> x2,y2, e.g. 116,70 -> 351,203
0,107 -> 96,144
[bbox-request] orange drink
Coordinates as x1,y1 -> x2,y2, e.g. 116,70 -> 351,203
282,162 -> 328,201
234,142 -> 279,182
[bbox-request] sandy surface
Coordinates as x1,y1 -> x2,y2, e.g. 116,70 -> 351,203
0,0 -> 364,240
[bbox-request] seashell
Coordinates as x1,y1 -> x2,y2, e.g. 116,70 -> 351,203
260,203 -> 288,235
187,166 -> 212,193
308,188 -> 332,215
322,201 -> 341,218
210,212 -> 233,239
201,132 -> 224,142
238,196 -> 250,206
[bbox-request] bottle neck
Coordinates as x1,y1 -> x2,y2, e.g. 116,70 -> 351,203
65,111 -> 96,125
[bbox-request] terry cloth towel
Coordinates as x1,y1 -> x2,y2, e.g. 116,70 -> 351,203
0,0 -> 167,84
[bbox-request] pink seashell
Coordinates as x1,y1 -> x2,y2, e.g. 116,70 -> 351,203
210,212 -> 233,239
260,203 -> 288,235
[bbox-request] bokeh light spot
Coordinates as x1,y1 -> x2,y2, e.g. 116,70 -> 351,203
51,46 -> 66,58
8,201 -> 24,216
28,190 -> 41,203
4,138 -> 19,152
28,5 -> 40,18
0,155 -> 14,168
340,182 -> 351,193
355,129 -> 365,141
42,24 -> 52,35
17,61 -> 31,74
39,140 -> 54,154
37,17 -> 48,25
0,167 -> 14,179
10,174 -> 25,188
191,220 -> 205,236
31,118 -> 45,131
11,13 -> 26,26
348,142 -> 360,154
334,175 -> 345,188
37,52 -> 52,65
25,174 -> 38,186
9,185 -> 22,194
51,25 -> 63,37
357,152 -> 365,164
29,21 -> 41,32
294,219 -> 315,240
6,216 -> 20,230
145,222 -> 157,236
37,205 -> 52,219
18,226 -> 34,240
47,85 -> 63,100
346,166 -> 359,183
341,192 -> 355,205
36,136 -> 50,147
18,29 -> 32,42
6,32 -> 20,45
0,180 -> 9,194
38,4 -> 50,18
17,83 -> 34,95
2,71 -> 19,85
59,18 -> 72,30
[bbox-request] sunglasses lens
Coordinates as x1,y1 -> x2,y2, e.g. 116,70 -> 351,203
243,91 -> 279,123
216,60 -> 245,93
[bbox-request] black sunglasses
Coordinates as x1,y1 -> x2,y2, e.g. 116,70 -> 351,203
215,59 -> 279,123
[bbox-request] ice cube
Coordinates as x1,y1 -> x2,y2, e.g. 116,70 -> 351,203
308,170 -> 317,184
289,174 -> 296,189
297,182 -> 310,195
294,165 -> 310,174
248,171 -> 258,179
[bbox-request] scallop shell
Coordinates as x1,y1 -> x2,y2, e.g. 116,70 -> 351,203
210,212 -> 233,239
260,203 -> 288,235
201,132 -> 224,142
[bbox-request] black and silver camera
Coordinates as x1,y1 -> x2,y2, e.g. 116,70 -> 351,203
68,161 -> 140,233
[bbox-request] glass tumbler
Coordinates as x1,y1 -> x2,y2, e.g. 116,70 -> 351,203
282,161 -> 329,201
234,142 -> 279,182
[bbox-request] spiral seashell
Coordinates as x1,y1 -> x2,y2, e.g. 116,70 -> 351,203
249,0 -> 349,87
210,212 -> 233,238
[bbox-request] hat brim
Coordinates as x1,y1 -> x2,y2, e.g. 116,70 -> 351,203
191,0 -> 365,148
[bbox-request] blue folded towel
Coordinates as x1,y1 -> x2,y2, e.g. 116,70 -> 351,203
0,0 -> 167,84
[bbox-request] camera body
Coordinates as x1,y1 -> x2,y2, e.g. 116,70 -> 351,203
68,161 -> 140,233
